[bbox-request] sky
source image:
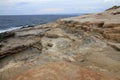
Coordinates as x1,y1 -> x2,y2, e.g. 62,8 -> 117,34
0,0 -> 120,15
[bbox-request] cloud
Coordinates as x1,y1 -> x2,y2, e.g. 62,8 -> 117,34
42,8 -> 64,13
0,0 -> 120,15
0,0 -> 54,7
104,0 -> 120,2
1,0 -> 54,3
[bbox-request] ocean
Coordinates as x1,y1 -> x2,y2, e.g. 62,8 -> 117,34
0,15 -> 77,33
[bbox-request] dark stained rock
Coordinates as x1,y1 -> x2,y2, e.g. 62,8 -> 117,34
0,43 -> 3,48
106,6 -> 120,11
112,12 -> 120,15
27,25 -> 35,27
108,42 -> 120,51
0,45 -> 28,59
0,32 -> 15,42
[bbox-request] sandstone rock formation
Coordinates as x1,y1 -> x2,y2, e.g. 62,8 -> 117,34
0,6 -> 120,80
12,61 -> 116,80
58,6 -> 120,43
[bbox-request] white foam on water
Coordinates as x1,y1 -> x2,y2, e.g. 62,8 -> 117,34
0,27 -> 22,33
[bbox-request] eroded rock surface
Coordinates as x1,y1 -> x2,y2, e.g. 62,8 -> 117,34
58,6 -> 120,42
0,6 -> 120,80
12,61 -> 116,80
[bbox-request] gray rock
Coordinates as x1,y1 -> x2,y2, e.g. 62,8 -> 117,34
0,32 -> 15,42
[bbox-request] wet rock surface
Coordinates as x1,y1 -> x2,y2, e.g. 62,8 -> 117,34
0,6 -> 120,80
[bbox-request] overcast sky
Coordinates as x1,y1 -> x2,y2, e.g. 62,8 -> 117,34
0,0 -> 120,15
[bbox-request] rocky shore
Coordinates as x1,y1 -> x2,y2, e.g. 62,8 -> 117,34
0,6 -> 120,80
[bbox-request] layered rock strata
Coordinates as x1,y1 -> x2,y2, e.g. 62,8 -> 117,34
0,6 -> 120,80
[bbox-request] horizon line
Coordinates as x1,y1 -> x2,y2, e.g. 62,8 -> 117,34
0,13 -> 93,16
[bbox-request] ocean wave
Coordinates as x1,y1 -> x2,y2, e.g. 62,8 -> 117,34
0,27 -> 22,33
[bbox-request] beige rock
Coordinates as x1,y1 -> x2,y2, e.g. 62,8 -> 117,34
12,61 -> 116,80
0,6 -> 120,80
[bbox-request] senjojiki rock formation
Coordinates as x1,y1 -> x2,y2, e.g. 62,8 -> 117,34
0,6 -> 120,80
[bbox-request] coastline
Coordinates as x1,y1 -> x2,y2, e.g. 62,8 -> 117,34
0,6 -> 120,80
0,15 -> 78,33
0,27 -> 22,33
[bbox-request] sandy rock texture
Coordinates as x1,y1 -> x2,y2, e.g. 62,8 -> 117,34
59,6 -> 120,42
12,61 -> 116,80
0,6 -> 120,80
